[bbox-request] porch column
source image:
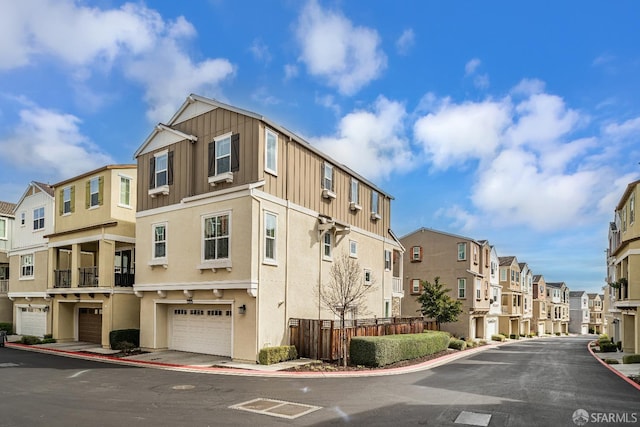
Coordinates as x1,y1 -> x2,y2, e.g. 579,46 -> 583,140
98,239 -> 115,287
71,244 -> 81,287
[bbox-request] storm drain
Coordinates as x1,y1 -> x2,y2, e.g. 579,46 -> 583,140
230,398 -> 321,420
454,411 -> 492,426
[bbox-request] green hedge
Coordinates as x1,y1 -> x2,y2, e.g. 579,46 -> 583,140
448,338 -> 466,351
623,354 -> 640,364
491,334 -> 506,342
600,342 -> 618,352
258,345 -> 298,365
109,329 -> 140,350
350,331 -> 450,367
604,358 -> 619,364
0,323 -> 13,333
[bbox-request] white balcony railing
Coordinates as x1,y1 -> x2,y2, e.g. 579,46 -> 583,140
0,279 -> 7,293
392,277 -> 403,294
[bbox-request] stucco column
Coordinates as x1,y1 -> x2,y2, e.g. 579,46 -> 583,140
71,244 -> 80,287
98,239 -> 115,287
47,247 -> 57,289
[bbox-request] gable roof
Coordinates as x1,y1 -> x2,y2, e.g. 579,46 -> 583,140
546,282 -> 566,289
52,164 -> 137,188
399,227 -> 481,243
533,274 -> 543,282
569,291 -> 586,297
616,179 -> 640,210
14,181 -> 55,209
0,201 -> 16,216
133,94 -> 394,200
499,256 -> 517,266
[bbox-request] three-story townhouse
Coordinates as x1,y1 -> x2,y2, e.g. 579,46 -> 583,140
605,218 -> 622,343
400,228 -> 491,340
498,256 -> 522,337
532,274 -> 547,335
608,179 -> 639,353
7,182 -> 55,336
569,291 -> 589,334
485,244 -> 501,338
46,165 -> 139,348
133,95 -> 404,362
587,293 -> 604,334
546,282 -> 570,334
519,262 -> 533,335
0,201 -> 16,323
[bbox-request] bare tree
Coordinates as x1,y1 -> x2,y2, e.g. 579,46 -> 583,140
319,252 -> 377,367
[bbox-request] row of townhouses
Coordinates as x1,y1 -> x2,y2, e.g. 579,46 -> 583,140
606,179 -> 639,354
0,95 -> 589,362
399,228 -> 572,340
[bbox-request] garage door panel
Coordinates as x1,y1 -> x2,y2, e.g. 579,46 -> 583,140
169,306 -> 232,357
79,308 -> 102,344
18,308 -> 46,337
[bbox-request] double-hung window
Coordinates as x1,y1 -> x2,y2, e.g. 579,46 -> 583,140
323,232 -> 332,260
384,250 -> 392,270
323,163 -> 334,191
149,150 -> 173,196
62,186 -> 72,214
371,191 -> 380,220
204,213 -> 230,261
349,240 -> 357,258
155,153 -> 168,187
457,243 -> 466,260
264,212 -> 277,263
120,176 -> 131,207
364,269 -> 372,286
265,129 -> 277,175
21,254 -> 34,278
89,177 -> 100,208
0,218 -> 6,239
631,193 -> 636,224
20,212 -> 25,227
33,207 -> 44,230
153,224 -> 167,259
216,135 -> 231,175
349,179 -> 361,210
458,278 -> 466,298
411,279 -> 421,294
476,278 -> 482,300
411,246 -> 422,262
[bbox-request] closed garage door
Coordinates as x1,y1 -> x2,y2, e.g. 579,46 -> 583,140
169,305 -> 232,356
485,318 -> 497,338
78,308 -> 102,344
18,307 -> 46,337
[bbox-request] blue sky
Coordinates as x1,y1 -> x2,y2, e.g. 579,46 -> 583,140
1,1 -> 639,293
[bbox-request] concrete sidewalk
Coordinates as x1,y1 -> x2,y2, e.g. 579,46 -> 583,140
590,345 -> 640,378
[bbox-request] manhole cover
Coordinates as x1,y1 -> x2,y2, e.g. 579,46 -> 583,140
230,398 -> 321,420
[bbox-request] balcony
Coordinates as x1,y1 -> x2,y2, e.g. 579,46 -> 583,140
115,269 -> 135,287
0,279 -> 7,294
78,266 -> 98,287
501,306 -> 522,315
54,270 -> 71,288
392,277 -> 403,295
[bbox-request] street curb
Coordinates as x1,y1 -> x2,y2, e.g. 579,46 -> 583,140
4,339 -> 516,378
586,341 -> 640,392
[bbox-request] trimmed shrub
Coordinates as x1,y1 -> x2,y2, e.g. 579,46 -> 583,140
491,334 -> 506,342
599,333 -> 609,340
600,342 -> 618,352
509,334 -> 520,340
0,323 -> 13,333
623,354 -> 640,364
20,335 -> 41,345
109,329 -> 140,350
350,331 -> 450,367
604,359 -> 620,364
258,345 -> 298,365
40,338 -> 56,344
449,338 -> 466,351
464,339 -> 478,348
555,332 -> 561,336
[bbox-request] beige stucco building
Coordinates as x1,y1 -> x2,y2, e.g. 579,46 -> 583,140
498,256 -> 522,336
0,201 -> 16,323
133,95 -> 404,362
545,282 -> 570,334
400,228 -> 491,340
608,179 -> 639,353
532,274 -> 548,335
46,165 -> 139,347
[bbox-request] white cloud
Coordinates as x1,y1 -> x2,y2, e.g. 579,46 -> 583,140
311,96 -> 414,180
465,58 -> 481,76
603,116 -> 640,139
413,98 -> 512,169
435,205 -> 479,232
315,94 -> 341,115
474,74 -> 490,90
395,29 -> 415,55
295,0 -> 387,95
0,107 -> 113,179
284,64 -> 299,80
250,38 -> 271,63
511,78 -> 546,96
0,1 -> 235,123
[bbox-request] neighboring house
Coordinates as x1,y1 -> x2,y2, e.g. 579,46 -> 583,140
46,165 -> 139,348
546,282 -> 570,334
0,201 -> 16,323
605,220 -> 622,343
7,182 -> 55,336
498,256 -> 522,337
400,228 -> 491,340
569,291 -> 589,334
486,244 -> 501,338
602,284 -> 618,342
519,262 -> 533,335
133,95 -> 404,362
532,274 -> 548,335
608,179 -> 639,354
587,293 -> 604,334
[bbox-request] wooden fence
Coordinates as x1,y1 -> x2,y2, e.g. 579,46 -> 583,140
289,317 -> 438,361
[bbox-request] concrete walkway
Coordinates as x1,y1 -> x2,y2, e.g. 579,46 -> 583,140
589,344 -> 640,377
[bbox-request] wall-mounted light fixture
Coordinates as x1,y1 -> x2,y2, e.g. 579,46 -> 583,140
238,304 -> 247,315
43,306 -> 50,312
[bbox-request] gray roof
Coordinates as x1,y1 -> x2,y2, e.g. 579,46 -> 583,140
0,201 -> 16,216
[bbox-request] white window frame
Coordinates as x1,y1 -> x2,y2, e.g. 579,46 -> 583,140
349,240 -> 358,258
364,269 -> 372,286
323,163 -> 334,191
371,191 -> 381,220
62,186 -> 72,215
155,151 -> 169,188
0,217 -> 6,240
457,242 -> 466,261
152,223 -> 167,261
20,254 -> 34,278
500,268 -> 506,281
411,246 -> 421,261
458,278 -> 466,298
412,279 -> 421,294
265,128 -> 278,176
20,212 -> 25,227
631,193 -> 636,224
33,207 -> 45,231
215,133 -> 232,175
119,175 -> 132,208
264,211 -> 277,264
202,212 -> 231,263
349,179 -> 361,211
476,278 -> 482,300
384,250 -> 392,271
89,177 -> 100,208
323,232 -> 333,261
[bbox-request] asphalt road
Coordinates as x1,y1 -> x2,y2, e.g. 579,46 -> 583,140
0,336 -> 637,426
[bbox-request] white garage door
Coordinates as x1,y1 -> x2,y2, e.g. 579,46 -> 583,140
18,307 -> 47,337
486,318 -> 497,338
169,305 -> 232,356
